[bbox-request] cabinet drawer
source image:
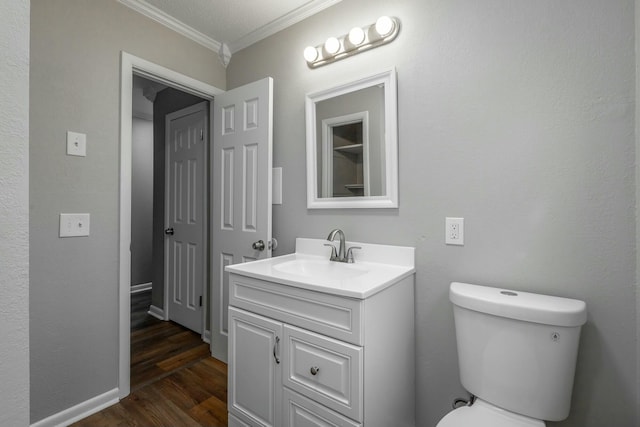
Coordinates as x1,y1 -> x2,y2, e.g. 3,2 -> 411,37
283,388 -> 361,427
229,274 -> 363,345
228,412 -> 253,427
283,325 -> 363,421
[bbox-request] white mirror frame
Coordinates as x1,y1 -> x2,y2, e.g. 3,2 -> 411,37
305,68 -> 398,209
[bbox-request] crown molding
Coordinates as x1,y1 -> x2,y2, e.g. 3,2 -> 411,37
118,0 -> 222,53
228,0 -> 343,53
119,0 -> 343,64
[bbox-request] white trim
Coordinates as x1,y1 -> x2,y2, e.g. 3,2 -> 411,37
147,304 -> 166,321
228,0 -> 343,53
119,51 -> 223,400
118,0 -> 342,57
132,111 -> 153,121
30,388 -> 118,427
305,68 -> 398,209
203,329 -> 211,344
321,111 -> 370,198
218,43 -> 232,69
130,282 -> 152,294
117,0 -> 221,52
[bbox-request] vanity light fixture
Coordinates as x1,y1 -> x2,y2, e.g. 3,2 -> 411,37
348,26 -> 365,45
324,36 -> 341,55
375,16 -> 395,37
304,16 -> 400,68
304,45 -> 319,62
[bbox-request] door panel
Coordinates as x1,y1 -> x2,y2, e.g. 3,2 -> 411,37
228,307 -> 283,427
211,78 -> 273,362
165,101 -> 208,334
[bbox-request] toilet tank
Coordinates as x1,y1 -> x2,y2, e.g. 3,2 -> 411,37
449,282 -> 587,422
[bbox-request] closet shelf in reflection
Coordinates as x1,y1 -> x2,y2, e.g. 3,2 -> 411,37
334,143 -> 363,154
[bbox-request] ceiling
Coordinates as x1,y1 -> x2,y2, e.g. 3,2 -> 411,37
119,0 -> 342,57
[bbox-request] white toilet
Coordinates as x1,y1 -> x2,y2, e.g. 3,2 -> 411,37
437,282 -> 587,427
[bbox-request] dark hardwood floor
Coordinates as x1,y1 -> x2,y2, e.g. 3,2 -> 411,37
72,290 -> 228,426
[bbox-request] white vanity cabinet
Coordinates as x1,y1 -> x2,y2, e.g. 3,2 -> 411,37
227,269 -> 415,427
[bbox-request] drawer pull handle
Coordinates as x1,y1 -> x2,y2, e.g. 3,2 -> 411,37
273,336 -> 280,364
310,366 -> 320,376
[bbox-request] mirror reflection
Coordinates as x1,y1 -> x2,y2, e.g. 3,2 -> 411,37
305,68 -> 398,209
315,85 -> 385,198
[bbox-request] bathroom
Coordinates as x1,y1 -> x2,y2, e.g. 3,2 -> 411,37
2,0 -> 637,426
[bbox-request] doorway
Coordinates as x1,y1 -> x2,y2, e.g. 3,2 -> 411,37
119,51 -> 224,399
120,52 -> 274,400
132,75 -> 209,335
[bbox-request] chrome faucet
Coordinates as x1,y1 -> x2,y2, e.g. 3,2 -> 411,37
326,229 -> 346,261
325,229 -> 361,263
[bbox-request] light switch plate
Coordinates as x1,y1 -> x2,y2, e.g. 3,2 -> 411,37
67,131 -> 87,157
60,213 -> 90,237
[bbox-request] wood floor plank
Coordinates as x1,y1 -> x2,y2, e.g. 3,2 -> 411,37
171,362 -> 227,403
72,292 -> 227,426
156,344 -> 210,371
129,387 -> 202,427
188,395 -> 228,427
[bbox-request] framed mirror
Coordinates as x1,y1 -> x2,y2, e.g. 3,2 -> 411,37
305,68 -> 398,208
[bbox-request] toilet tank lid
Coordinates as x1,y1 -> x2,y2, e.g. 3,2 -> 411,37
450,282 -> 587,327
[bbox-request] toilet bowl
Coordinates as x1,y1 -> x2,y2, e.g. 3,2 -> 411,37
436,282 -> 586,427
437,399 -> 544,427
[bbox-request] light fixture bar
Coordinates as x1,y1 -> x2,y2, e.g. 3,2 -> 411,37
304,16 -> 400,68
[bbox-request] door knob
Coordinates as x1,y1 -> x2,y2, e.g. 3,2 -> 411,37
252,240 -> 265,251
164,227 -> 174,235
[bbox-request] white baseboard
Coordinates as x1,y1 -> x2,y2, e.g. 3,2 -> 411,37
148,304 -> 165,320
130,282 -> 152,294
203,329 -> 211,344
30,388 -> 119,427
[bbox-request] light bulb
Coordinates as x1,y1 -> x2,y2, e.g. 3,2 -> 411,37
303,46 -> 318,62
375,16 -> 394,37
324,37 -> 340,55
348,27 -> 365,46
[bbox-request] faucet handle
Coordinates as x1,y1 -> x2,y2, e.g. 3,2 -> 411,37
346,246 -> 361,263
323,243 -> 339,261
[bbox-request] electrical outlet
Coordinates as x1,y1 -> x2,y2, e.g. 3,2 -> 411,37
446,217 -> 464,245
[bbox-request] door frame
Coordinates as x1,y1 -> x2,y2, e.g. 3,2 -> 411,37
118,51 -> 223,399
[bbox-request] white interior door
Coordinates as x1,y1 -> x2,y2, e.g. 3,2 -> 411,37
165,101 -> 208,334
211,77 -> 274,362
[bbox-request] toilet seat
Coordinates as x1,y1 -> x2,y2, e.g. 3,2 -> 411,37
436,399 -> 545,427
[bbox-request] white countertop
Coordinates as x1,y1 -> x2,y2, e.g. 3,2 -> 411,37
225,238 -> 415,299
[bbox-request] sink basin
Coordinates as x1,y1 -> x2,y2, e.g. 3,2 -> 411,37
225,238 -> 415,298
273,259 -> 368,280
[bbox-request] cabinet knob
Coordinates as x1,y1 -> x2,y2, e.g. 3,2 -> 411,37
310,366 -> 320,376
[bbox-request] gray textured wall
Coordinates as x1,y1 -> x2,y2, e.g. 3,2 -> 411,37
131,117 -> 153,286
228,0 -> 637,426
0,0 -> 30,425
637,1 -> 640,421
29,0 -> 225,422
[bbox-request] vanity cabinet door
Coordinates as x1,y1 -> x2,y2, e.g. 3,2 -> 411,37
229,307 -> 284,427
